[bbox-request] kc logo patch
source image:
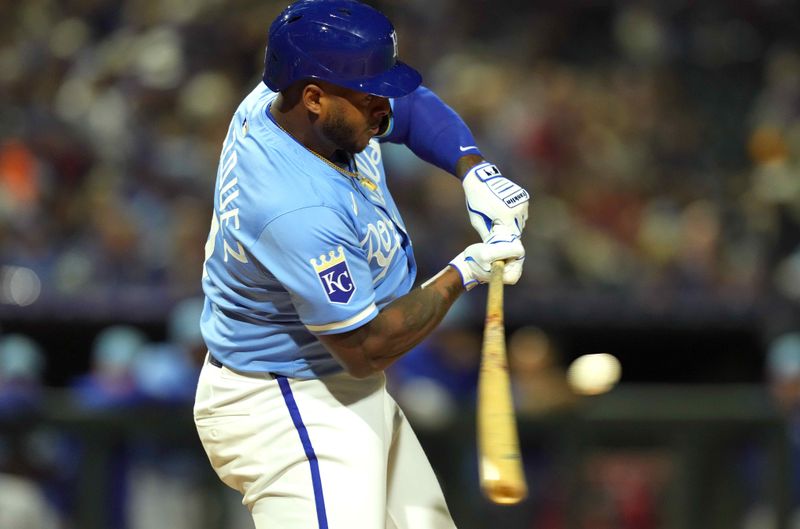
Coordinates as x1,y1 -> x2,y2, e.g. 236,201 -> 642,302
310,246 -> 355,304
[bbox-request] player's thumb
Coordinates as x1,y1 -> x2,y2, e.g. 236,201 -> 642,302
487,223 -> 521,242
484,237 -> 524,263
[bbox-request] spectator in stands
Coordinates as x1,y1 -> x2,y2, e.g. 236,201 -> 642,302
0,333 -> 64,529
742,331 -> 800,529
70,325 -> 146,409
0,333 -> 45,415
132,297 -> 204,404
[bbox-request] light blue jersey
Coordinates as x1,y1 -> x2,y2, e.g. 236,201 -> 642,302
200,84 -> 416,378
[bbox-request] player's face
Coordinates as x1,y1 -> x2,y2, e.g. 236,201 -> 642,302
319,84 -> 391,154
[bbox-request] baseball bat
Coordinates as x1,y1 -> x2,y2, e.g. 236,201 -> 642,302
477,260 -> 528,504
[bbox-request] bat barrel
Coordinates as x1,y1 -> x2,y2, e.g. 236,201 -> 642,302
477,260 -> 528,505
485,482 -> 528,504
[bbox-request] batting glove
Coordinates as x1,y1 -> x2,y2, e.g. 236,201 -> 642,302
462,162 -> 530,242
449,227 -> 525,290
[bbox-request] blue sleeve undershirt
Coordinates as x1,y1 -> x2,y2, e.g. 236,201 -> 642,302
379,85 -> 483,177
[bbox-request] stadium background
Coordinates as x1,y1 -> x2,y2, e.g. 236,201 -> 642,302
1,0 -> 799,528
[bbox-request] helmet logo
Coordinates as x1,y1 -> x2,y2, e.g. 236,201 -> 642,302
391,31 -> 398,60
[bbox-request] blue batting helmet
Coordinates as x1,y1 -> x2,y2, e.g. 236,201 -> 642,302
263,0 -> 422,97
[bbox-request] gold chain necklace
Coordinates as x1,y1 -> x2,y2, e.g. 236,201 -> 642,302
270,112 -> 377,191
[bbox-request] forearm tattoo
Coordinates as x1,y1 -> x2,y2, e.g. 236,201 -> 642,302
368,270 -> 463,365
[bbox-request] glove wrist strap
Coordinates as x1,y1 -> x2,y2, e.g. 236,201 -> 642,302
462,162 -> 500,183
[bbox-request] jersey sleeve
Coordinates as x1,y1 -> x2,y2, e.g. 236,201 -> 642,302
380,85 -> 483,176
254,206 -> 379,335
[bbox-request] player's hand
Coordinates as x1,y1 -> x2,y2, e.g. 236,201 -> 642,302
462,162 -> 530,242
448,227 -> 525,290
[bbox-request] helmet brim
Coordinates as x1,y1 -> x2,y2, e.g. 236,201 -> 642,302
336,60 -> 422,98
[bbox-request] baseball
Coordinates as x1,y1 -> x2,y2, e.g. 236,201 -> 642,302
566,353 -> 622,395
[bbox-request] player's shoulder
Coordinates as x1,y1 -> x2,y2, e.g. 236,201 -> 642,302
235,175 -> 349,251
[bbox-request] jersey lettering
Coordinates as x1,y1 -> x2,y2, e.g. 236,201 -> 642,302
215,124 -> 248,264
360,208 -> 401,282
224,240 -> 248,263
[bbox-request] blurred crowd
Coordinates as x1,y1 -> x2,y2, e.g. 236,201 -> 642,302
0,0 -> 798,316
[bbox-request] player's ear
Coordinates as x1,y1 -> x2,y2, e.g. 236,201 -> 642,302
302,83 -> 324,116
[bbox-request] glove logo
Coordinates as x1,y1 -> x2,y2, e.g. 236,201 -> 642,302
472,164 -> 530,209
503,189 -> 529,207
310,246 -> 356,304
476,165 -> 501,180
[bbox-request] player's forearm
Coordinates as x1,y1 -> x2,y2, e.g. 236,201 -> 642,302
317,267 -> 464,378
363,267 -> 464,370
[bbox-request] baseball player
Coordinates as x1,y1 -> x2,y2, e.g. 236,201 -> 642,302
193,1 -> 530,528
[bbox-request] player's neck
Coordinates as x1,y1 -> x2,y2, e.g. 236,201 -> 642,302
270,96 -> 338,162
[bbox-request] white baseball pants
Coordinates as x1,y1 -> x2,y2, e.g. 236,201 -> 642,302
194,357 -> 458,529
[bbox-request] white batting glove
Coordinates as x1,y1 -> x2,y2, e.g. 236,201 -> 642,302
462,162 -> 530,241
448,228 -> 525,290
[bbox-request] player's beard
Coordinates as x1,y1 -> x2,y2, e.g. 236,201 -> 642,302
321,105 -> 368,155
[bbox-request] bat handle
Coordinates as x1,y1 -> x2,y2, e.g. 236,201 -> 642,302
490,260 -> 506,280
486,260 -> 505,321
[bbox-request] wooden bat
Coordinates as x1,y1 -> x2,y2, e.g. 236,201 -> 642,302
477,260 -> 528,504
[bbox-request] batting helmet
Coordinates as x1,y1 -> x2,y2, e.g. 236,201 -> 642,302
263,0 -> 422,97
